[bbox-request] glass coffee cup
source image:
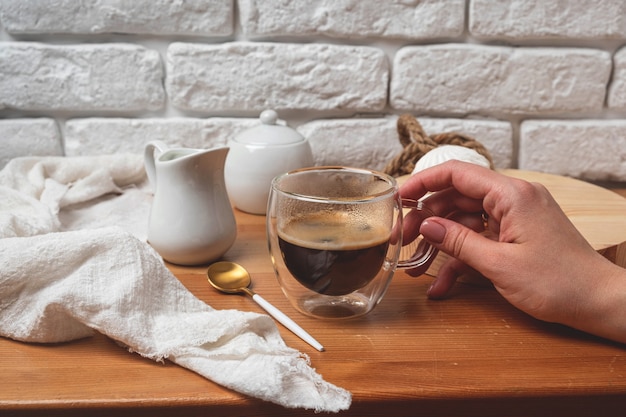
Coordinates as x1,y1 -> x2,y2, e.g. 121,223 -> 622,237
267,166 -> 438,320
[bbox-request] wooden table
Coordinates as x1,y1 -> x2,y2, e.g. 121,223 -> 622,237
2,176 -> 626,417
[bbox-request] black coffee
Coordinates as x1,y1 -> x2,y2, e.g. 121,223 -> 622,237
278,211 -> 390,296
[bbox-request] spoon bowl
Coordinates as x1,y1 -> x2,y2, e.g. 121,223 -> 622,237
207,261 -> 254,296
207,261 -> 324,351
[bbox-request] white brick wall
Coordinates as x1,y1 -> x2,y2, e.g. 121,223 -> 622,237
0,118 -> 62,167
64,118 -> 259,156
391,45 -> 611,114
520,120 -> 626,181
238,0 -> 465,39
608,47 -> 626,110
1,43 -> 164,111
469,0 -> 626,40
0,0 -> 233,36
1,0 -> 625,182
166,42 -> 388,112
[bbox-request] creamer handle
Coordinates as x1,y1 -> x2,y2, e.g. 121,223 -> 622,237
143,140 -> 169,192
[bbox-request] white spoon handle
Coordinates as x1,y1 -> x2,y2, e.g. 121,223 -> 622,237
252,294 -> 325,352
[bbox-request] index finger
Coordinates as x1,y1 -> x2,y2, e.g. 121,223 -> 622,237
399,160 -> 504,202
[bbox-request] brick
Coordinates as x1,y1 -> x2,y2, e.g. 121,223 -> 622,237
520,120 -> 626,181
608,46 -> 626,110
298,116 -> 513,172
64,117 -> 259,156
166,42 -> 388,113
0,118 -> 62,168
0,0 -> 233,36
297,117 -> 400,171
239,0 -> 464,39
0,43 -> 164,112
390,44 -> 611,115
470,0 -> 626,40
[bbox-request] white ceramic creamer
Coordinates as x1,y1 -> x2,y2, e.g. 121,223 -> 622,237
144,140 -> 237,265
224,110 -> 314,215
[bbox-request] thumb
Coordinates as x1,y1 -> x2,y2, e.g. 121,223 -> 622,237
419,217 -> 497,272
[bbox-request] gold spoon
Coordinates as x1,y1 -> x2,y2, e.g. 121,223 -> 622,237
207,261 -> 324,352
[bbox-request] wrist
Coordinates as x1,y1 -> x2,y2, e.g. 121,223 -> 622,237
577,259 -> 626,344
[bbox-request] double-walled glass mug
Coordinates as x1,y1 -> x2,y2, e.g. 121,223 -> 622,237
267,166 -> 438,320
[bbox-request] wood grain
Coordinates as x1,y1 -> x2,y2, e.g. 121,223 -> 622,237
1,171 -> 625,417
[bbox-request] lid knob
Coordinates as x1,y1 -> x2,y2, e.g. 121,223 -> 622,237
259,109 -> 278,125
232,109 -> 305,146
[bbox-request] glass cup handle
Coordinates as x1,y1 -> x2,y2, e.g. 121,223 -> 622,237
397,199 -> 439,270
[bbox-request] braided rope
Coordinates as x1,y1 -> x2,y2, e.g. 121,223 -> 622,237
383,114 -> 495,177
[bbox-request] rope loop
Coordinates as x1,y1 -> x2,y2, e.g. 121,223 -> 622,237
383,114 -> 494,177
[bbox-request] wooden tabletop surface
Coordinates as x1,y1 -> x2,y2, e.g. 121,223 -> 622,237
1,174 -> 625,417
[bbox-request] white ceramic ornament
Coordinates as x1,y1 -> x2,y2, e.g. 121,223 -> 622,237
411,145 -> 491,175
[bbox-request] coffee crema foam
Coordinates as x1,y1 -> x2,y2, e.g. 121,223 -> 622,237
278,211 -> 390,250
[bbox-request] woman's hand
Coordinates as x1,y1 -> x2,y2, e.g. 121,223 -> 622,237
400,160 -> 626,344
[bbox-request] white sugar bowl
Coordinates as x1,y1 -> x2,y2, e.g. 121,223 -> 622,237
225,110 -> 314,215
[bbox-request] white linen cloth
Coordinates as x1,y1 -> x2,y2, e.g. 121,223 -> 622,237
0,155 -> 351,412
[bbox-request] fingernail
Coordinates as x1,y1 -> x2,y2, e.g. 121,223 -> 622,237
426,282 -> 434,296
426,280 -> 442,299
420,219 -> 446,244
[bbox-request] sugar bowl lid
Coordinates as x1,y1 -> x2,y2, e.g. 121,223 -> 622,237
234,110 -> 305,146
